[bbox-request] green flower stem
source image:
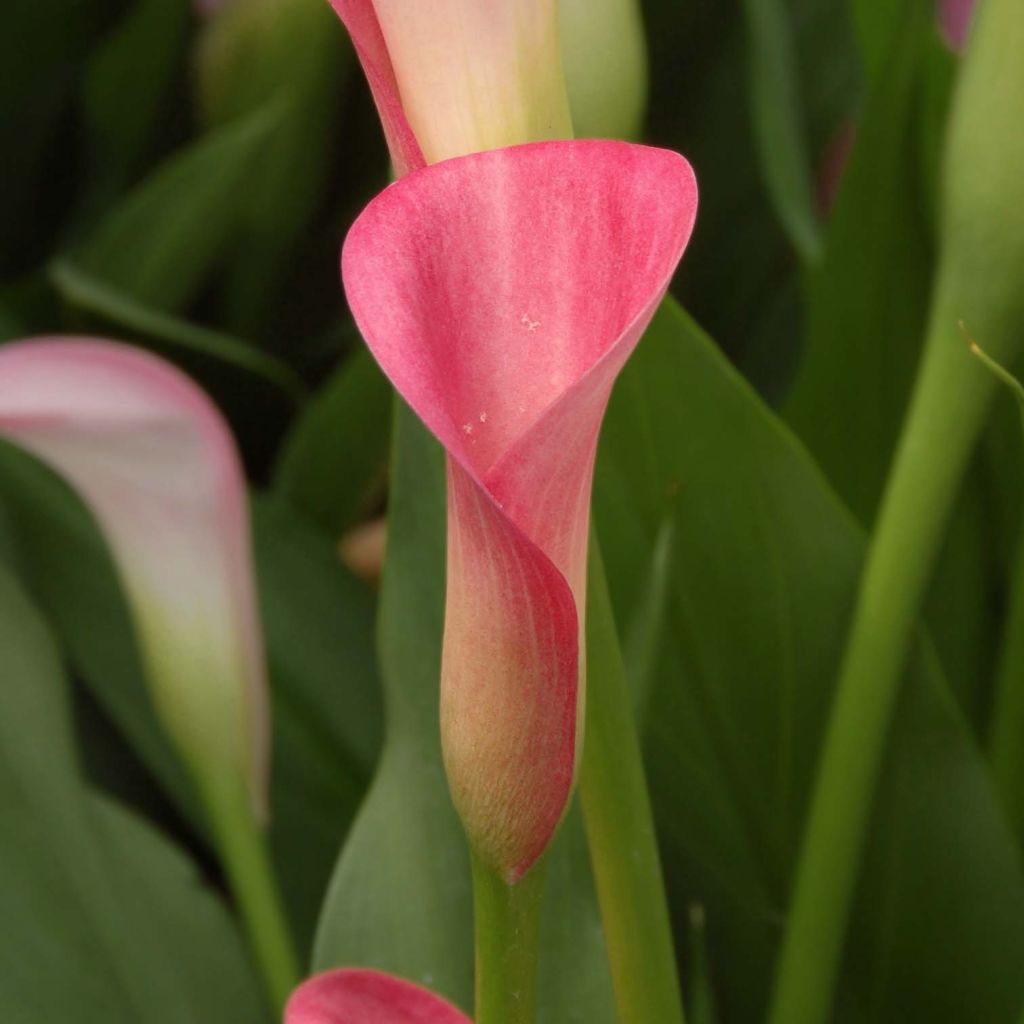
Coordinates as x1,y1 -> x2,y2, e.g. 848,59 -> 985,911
579,535 -> 686,1024
471,853 -> 546,1024
768,306 -> 1001,1024
768,0 -> 1024,1015
203,777 -> 299,1012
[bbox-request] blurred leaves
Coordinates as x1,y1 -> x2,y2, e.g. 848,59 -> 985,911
274,347 -> 391,535
0,562 -> 265,1022
740,0 -> 821,261
595,297 -> 1024,1022
67,104 -> 282,312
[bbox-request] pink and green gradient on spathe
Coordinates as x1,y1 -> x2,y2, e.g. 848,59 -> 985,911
0,338 -> 269,821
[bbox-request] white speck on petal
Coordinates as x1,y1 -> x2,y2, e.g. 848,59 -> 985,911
520,313 -> 541,332
462,422 -> 474,435
479,411 -> 488,423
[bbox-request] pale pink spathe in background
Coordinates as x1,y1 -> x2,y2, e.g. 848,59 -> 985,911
0,338 -> 270,820
342,139 -> 698,879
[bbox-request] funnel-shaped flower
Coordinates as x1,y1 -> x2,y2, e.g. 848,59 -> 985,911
325,0 -> 572,169
0,338 -> 269,820
286,969 -> 471,1023
342,140 -> 697,880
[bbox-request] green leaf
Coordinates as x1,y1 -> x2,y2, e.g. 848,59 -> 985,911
80,0 -> 191,211
196,0 -> 349,338
66,104 -> 283,312
313,400 -> 615,1021
274,347 -> 392,534
0,446 -> 380,957
740,0 -> 822,261
50,259 -> 306,402
0,563 -> 266,1021
595,297 -> 1024,1021
784,0 -> 933,522
782,1 -> 997,724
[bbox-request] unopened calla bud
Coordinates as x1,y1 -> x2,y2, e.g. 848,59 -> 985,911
326,0 -> 573,167
286,969 -> 470,1023
558,0 -> 648,139
0,339 -> 269,822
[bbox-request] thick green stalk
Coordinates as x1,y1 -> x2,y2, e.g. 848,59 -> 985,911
203,776 -> 299,1012
767,306 -> 994,1024
579,536 -> 686,1024
471,854 -> 546,1024
991,528 -> 1024,850
769,2 -> 1024,1020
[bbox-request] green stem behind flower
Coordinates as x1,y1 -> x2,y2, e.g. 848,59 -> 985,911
769,1 -> 1024,1018
471,854 -> 546,1024
579,535 -> 686,1024
202,776 -> 299,1013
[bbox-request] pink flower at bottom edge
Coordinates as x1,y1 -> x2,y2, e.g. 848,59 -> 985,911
286,969 -> 471,1024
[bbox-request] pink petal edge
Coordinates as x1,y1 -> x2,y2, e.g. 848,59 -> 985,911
325,0 -> 425,176
0,337 -> 270,820
342,139 -> 698,878
286,969 -> 471,1024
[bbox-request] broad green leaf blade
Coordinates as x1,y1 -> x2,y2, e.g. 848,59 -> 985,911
0,563 -> 266,1022
50,260 -> 306,401
66,104 -> 282,312
595,297 -> 1024,1021
741,0 -> 822,261
274,348 -> 392,535
312,399 -> 472,998
313,400 -> 615,1022
0,446 -> 380,957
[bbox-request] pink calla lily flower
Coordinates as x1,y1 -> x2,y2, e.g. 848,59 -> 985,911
286,969 -> 471,1024
0,338 -> 269,821
326,0 -> 572,169
342,139 -> 697,879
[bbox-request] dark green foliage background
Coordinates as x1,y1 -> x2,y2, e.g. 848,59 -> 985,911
1,0 -> 1022,1021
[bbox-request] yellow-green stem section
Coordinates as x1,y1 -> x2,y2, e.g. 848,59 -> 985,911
768,307 -> 999,1024
202,777 -> 299,1012
579,536 -> 686,1024
471,854 -> 546,1024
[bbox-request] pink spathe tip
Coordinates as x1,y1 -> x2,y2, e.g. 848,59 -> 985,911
342,140 -> 698,878
285,969 -> 471,1024
0,337 -> 270,822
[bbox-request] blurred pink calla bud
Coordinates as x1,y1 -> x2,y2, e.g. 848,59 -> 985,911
938,0 -> 977,49
286,969 -> 471,1023
325,0 -> 573,168
0,338 -> 270,822
342,140 -> 698,879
